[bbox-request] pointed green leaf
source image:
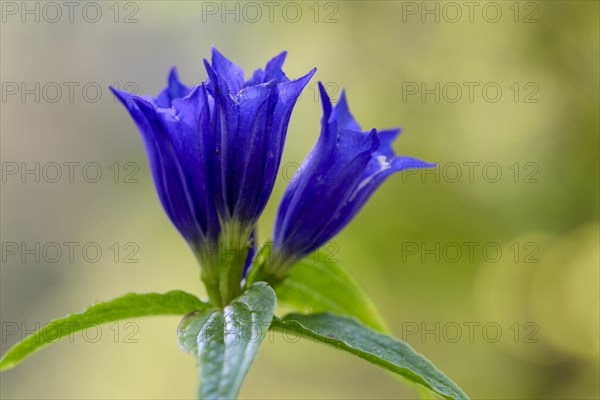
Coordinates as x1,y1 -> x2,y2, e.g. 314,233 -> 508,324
272,313 -> 469,400
177,282 -> 276,400
276,257 -> 388,332
0,290 -> 208,371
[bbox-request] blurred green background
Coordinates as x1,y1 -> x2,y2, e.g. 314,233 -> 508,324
1,1 -> 598,398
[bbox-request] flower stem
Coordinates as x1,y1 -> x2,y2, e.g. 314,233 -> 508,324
216,222 -> 252,307
201,272 -> 223,308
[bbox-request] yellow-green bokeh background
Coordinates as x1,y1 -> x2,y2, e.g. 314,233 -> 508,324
1,1 -> 598,398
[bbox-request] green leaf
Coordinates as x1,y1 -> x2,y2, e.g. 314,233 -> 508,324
0,290 -> 208,372
272,312 -> 469,400
178,282 -> 276,400
177,308 -> 218,356
276,257 -> 388,332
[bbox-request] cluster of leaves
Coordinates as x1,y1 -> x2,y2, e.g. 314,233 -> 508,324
0,257 -> 468,399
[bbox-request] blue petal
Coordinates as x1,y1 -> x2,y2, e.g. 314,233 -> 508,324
274,127 -> 378,255
330,90 -> 361,131
203,58 -> 240,219
274,85 -> 434,261
157,87 -> 219,239
263,51 -> 289,83
154,67 -> 192,108
210,47 -> 245,94
229,68 -> 316,223
229,81 -> 277,221
243,51 -> 289,87
244,68 -> 265,87
110,86 -> 153,131
204,56 -> 316,227
112,49 -> 317,291
254,67 -> 317,210
275,83 -> 371,234
318,81 -> 333,122
206,56 -> 276,222
377,128 -> 402,158
131,97 -> 203,242
113,85 -> 217,245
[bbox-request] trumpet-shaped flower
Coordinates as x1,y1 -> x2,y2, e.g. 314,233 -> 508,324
266,82 -> 434,279
111,48 -> 315,305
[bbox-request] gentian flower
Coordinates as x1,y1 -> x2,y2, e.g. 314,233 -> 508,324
111,48 -> 315,306
262,82 -> 434,281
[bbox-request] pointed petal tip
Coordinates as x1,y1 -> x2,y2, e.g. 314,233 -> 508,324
368,128 -> 380,150
381,127 -> 402,139
392,157 -> 437,171
108,85 -> 120,97
210,47 -> 225,67
336,89 -> 351,113
294,67 -> 317,88
339,88 -> 348,101
166,66 -> 191,96
318,81 -> 333,116
278,51 -> 288,66
110,85 -> 138,106
203,57 -> 220,80
271,50 -> 288,63
131,95 -> 155,111
206,50 -> 246,92
285,67 -> 316,86
203,58 -> 216,78
329,87 -> 362,131
305,67 -> 317,79
414,161 -> 438,170
317,81 -> 329,99
211,46 -> 235,66
109,85 -> 124,96
167,66 -> 181,84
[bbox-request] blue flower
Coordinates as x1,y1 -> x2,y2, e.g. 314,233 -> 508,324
111,48 -> 315,305
111,69 -> 217,249
267,82 -> 434,278
203,49 -> 316,231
